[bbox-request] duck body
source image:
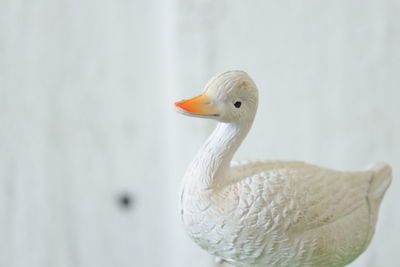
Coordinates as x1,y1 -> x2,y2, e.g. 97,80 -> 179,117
181,160 -> 391,267
176,71 -> 392,267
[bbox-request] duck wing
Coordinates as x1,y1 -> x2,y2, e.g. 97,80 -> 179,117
230,160 -> 373,232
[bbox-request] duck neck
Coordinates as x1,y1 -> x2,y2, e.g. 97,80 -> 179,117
186,118 -> 253,189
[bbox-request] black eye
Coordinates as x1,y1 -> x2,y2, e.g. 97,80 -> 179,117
234,101 -> 242,108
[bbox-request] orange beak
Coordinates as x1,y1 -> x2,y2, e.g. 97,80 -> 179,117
175,94 -> 219,117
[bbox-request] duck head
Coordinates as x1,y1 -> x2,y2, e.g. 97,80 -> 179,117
175,70 -> 259,123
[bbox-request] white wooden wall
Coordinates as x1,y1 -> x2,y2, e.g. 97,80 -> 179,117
0,1 -> 399,267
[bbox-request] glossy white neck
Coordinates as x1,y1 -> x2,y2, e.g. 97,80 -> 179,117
185,118 -> 254,189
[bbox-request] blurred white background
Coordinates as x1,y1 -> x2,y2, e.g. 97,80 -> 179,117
0,1 -> 399,267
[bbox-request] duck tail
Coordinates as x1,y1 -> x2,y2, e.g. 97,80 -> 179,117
364,163 -> 392,247
368,163 -> 392,202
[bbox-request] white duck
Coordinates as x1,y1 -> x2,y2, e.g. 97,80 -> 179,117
175,70 -> 392,267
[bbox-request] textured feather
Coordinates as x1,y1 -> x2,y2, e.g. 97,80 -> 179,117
181,161 -> 391,266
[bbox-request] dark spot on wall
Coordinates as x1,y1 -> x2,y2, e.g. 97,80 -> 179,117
118,193 -> 134,211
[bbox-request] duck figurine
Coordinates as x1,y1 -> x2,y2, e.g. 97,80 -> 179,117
174,70 -> 392,267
